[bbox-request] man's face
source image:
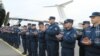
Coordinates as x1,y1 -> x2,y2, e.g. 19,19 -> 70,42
82,24 -> 90,29
91,16 -> 100,24
28,25 -> 31,28
31,26 -> 36,29
39,24 -> 44,30
45,25 -> 49,29
23,26 -> 27,30
64,23 -> 73,28
49,19 -> 55,24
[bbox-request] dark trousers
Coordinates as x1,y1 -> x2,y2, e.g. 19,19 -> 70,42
39,42 -> 46,56
30,41 -> 38,56
79,47 -> 85,56
85,47 -> 100,56
22,39 -> 28,53
61,47 -> 74,56
85,51 -> 100,56
27,40 -> 31,56
46,40 -> 59,56
14,35 -> 20,48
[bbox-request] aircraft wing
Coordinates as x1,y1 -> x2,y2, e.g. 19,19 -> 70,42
9,17 -> 48,23
43,4 -> 59,7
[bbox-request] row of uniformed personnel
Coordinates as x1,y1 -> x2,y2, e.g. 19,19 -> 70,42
20,23 -> 49,56
0,12 -> 100,56
0,25 -> 20,48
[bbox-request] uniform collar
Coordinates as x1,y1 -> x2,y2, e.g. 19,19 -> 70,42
31,28 -> 36,30
84,26 -> 91,29
50,23 -> 56,26
28,27 -> 31,30
64,27 -> 73,31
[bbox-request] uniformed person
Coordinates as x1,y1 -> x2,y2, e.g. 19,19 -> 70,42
9,26 -> 15,46
13,25 -> 21,49
4,26 -> 10,43
1,27 -> 5,41
6,26 -> 12,45
20,25 -> 28,55
45,24 -> 49,29
56,19 -> 77,56
44,24 -> 49,50
38,22 -> 46,56
45,16 -> 60,56
28,23 -> 32,30
82,21 -> 90,29
78,21 -> 90,56
81,12 -> 100,56
26,23 -> 32,56
30,24 -> 38,56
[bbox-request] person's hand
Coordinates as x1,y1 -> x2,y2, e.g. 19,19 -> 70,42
82,37 -> 91,45
22,30 -> 27,32
26,32 -> 29,35
56,34 -> 63,40
18,32 -> 21,34
12,32 -> 14,33
33,31 -> 38,35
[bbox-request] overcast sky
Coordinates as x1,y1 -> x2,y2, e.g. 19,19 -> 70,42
2,0 -> 100,26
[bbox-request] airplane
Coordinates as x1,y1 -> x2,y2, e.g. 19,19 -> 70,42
1,0 -> 82,30
2,0 -> 73,26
